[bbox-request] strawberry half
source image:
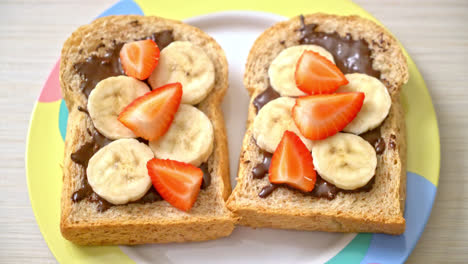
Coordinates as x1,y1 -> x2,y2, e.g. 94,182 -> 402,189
295,50 -> 348,95
292,92 -> 365,140
269,131 -> 316,192
118,83 -> 182,141
120,39 -> 160,80
147,158 -> 203,212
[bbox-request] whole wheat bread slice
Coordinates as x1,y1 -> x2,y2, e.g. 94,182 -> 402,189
227,14 -> 409,235
60,15 -> 235,245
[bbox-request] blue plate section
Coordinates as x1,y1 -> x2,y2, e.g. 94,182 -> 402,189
98,0 -> 143,17
360,172 -> 437,264
58,100 -> 68,141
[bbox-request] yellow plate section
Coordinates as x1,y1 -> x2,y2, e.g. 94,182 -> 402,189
137,0 -> 373,19
401,58 -> 440,186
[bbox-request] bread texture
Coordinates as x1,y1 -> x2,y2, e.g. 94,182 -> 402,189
60,15 -> 235,245
227,14 -> 408,235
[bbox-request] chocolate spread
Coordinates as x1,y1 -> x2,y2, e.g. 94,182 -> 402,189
252,152 -> 273,179
71,174 -> 93,202
146,31 -> 174,51
254,16 -> 386,199
81,186 -> 162,212
90,193 -> 113,212
132,187 -> 162,204
258,174 -> 375,199
361,127 -> 386,155
200,163 -> 212,189
71,162 -> 167,212
253,85 -> 280,113
298,15 -> 380,79
77,106 -> 89,115
308,176 -> 338,199
74,43 -> 124,98
70,129 -> 112,167
258,183 -> 278,198
73,30 -> 174,97
252,153 -> 345,199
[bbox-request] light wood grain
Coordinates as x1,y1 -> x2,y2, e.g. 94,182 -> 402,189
0,0 -> 466,263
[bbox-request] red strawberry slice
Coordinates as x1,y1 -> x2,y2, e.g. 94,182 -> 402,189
269,131 -> 316,192
295,50 -> 348,95
147,158 -> 203,212
118,83 -> 182,141
120,39 -> 160,80
292,92 -> 365,140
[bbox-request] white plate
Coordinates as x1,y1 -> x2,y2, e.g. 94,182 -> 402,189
120,11 -> 356,264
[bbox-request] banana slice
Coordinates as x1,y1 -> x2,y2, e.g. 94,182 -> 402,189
337,73 -> 391,135
148,41 -> 215,105
268,45 -> 335,97
88,76 -> 150,139
253,97 -> 313,153
149,104 -> 214,167
87,138 -> 154,205
312,133 -> 377,190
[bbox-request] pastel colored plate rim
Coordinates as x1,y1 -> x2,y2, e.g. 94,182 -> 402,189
25,0 -> 440,263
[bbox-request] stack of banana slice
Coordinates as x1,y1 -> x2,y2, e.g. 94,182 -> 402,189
253,44 -> 392,190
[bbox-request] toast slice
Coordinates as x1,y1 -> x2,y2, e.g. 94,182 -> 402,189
59,15 -> 235,245
227,14 -> 409,235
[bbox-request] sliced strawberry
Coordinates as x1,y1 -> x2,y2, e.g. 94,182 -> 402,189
147,158 -> 203,212
295,50 -> 348,95
292,92 -> 365,140
118,83 -> 182,141
269,131 -> 316,192
120,39 -> 160,80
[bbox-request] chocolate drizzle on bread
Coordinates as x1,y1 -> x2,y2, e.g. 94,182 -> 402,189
298,15 -> 380,79
361,126 -> 386,155
253,85 -> 280,113
258,183 -> 278,198
73,43 -> 125,98
73,30 -> 175,98
252,152 -> 272,179
200,163 -> 212,189
258,175 -> 376,199
145,31 -> 174,50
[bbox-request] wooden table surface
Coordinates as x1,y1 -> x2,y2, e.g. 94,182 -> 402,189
1,0 -> 467,263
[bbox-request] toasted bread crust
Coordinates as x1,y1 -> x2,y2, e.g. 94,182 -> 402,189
60,15 -> 235,245
227,14 -> 408,235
